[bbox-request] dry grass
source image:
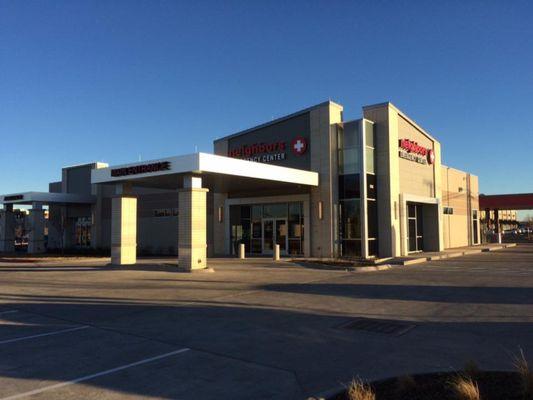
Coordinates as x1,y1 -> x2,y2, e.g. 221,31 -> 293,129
451,375 -> 480,400
513,348 -> 533,399
347,378 -> 376,400
395,374 -> 416,394
463,359 -> 481,379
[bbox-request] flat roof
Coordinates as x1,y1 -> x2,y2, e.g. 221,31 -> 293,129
214,100 -> 342,143
91,152 -> 319,188
363,101 -> 439,143
0,192 -> 96,205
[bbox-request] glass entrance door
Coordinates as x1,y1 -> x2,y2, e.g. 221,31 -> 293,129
262,218 -> 287,254
408,203 -> 424,253
275,219 -> 287,253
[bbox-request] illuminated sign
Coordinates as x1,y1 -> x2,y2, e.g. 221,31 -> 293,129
111,161 -> 171,177
398,139 -> 434,165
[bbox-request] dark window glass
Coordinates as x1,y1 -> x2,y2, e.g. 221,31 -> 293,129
417,237 -> 424,251
408,204 -> 416,218
408,219 -> 417,251
367,200 -> 377,238
366,174 -> 376,199
252,221 -> 261,238
230,205 -> 240,222
288,239 -> 301,255
338,174 -> 360,199
240,206 -> 251,219
342,239 -> 361,257
368,239 -> 378,256
416,205 -> 423,235
252,205 -> 262,220
340,199 -> 361,239
263,203 -> 287,218
251,239 -> 262,253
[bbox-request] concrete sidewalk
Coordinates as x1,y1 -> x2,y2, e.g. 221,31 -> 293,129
388,243 -> 517,265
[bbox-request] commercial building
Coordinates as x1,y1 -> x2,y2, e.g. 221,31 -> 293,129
0,101 -> 480,269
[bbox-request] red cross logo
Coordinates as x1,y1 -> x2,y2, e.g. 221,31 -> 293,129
427,149 -> 435,165
291,136 -> 307,156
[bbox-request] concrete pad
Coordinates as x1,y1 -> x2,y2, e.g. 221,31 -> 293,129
0,244 -> 532,398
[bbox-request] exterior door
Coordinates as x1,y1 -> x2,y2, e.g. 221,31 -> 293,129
408,204 -> 424,252
262,218 -> 287,254
275,219 -> 287,254
263,219 -> 274,253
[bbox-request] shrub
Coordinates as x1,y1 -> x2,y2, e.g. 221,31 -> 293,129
395,374 -> 417,395
514,348 -> 533,399
347,378 -> 375,400
463,359 -> 481,379
451,375 -> 480,400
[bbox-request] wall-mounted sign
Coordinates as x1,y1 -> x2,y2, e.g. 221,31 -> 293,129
398,139 -> 434,165
3,194 -> 24,201
228,141 -> 287,163
228,136 -> 308,163
111,161 -> 171,177
291,136 -> 308,156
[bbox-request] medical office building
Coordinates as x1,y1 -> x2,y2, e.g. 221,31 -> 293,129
0,101 -> 480,269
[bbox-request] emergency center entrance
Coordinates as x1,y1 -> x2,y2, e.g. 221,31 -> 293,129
262,218 -> 288,254
408,203 -> 424,252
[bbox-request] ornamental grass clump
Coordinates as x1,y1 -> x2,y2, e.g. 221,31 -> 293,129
450,375 -> 480,400
347,378 -> 375,400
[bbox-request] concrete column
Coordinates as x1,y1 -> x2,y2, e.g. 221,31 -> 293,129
28,203 -> 46,254
494,209 -> 501,244
178,176 -> 209,271
111,186 -> 137,265
0,204 -> 15,253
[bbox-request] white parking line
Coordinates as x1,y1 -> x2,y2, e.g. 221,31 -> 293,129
0,325 -> 90,345
0,310 -> 18,316
0,348 -> 191,400
0,267 -> 101,271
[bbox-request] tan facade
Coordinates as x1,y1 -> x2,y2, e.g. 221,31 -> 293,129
441,167 -> 480,248
2,100 -> 480,266
178,186 -> 208,271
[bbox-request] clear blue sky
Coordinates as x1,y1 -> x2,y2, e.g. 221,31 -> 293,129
1,1 -> 532,213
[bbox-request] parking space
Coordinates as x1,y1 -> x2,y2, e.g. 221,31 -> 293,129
0,245 -> 532,399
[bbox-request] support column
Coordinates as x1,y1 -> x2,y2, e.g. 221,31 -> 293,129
494,208 -> 501,244
178,176 -> 209,271
28,203 -> 46,254
111,184 -> 137,265
0,204 -> 15,253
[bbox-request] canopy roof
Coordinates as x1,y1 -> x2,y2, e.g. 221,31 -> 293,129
91,152 -> 319,192
0,192 -> 95,205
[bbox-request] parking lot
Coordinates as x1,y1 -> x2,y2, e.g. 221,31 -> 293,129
1,244 -> 533,399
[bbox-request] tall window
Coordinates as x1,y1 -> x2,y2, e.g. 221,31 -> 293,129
364,120 -> 378,256
338,121 -> 362,257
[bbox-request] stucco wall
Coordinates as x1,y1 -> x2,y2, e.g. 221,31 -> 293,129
397,115 -> 436,198
441,166 -> 479,248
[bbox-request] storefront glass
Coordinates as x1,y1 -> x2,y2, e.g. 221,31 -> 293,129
338,121 -> 362,257
230,202 -> 304,256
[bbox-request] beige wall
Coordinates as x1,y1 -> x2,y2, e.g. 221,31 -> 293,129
441,166 -> 479,248
309,102 -> 343,257
397,115 -> 436,198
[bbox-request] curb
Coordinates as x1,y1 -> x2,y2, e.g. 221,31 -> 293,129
388,243 -> 518,266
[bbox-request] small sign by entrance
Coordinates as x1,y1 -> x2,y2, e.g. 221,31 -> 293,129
111,161 -> 171,177
3,194 -> 24,201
